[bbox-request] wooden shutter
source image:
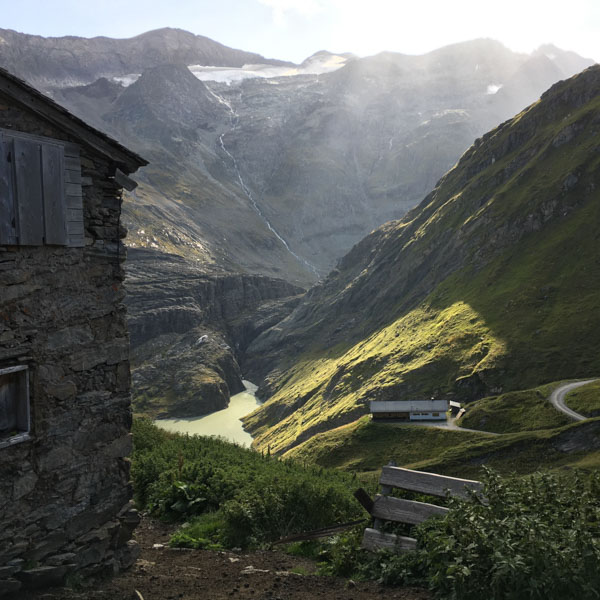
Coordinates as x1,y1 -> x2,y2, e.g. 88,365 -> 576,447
14,138 -> 44,245
0,128 -> 83,247
64,144 -> 84,247
0,134 -> 17,245
42,144 -> 67,245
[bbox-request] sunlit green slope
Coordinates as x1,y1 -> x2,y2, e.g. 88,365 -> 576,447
243,66 -> 600,454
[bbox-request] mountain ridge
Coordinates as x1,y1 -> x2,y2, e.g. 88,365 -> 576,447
1,29 -> 592,280
242,65 -> 600,454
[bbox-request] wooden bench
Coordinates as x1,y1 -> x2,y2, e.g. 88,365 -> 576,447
360,463 -> 483,552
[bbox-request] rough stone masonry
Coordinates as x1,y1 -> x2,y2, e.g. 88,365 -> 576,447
0,70 -> 146,596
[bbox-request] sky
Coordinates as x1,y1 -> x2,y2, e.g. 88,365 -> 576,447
1,0 -> 599,64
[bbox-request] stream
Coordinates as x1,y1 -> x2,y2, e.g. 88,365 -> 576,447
155,380 -> 261,447
205,83 -> 319,277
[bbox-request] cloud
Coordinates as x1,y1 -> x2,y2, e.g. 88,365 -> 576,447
258,0 -> 325,26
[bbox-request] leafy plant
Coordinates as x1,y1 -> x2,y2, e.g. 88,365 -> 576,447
322,469 -> 600,600
131,419 -> 362,548
416,469 -> 600,599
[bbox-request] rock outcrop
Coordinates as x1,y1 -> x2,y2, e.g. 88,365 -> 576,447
1,31 -> 593,282
125,249 -> 303,417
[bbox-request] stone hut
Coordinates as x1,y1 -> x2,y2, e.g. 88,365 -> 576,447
0,67 -> 147,595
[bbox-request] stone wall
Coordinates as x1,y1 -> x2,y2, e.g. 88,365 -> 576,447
0,92 -> 138,596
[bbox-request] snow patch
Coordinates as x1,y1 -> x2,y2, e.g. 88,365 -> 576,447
486,83 -> 503,95
188,54 -> 347,84
111,74 -> 141,87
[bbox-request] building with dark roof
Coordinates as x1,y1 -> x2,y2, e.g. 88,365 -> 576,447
0,66 -> 146,595
370,400 -> 449,421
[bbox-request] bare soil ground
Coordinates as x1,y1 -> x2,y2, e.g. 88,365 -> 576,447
17,518 -> 431,600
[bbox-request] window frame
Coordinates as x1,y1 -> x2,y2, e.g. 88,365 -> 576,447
0,364 -> 31,449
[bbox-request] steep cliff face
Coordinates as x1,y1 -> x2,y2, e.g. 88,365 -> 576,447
243,66 -> 600,453
125,250 -> 302,417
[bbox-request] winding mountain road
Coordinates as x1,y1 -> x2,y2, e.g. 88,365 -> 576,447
549,379 -> 597,421
388,378 -> 597,436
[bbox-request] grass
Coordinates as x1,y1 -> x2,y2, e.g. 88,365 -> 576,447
284,415 -> 491,472
411,419 -> 600,479
565,379 -> 600,417
458,381 -> 573,433
245,73 -> 600,455
131,419 -> 367,549
284,414 -> 600,481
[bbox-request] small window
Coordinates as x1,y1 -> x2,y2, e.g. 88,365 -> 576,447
432,412 -> 439,416
0,365 -> 30,448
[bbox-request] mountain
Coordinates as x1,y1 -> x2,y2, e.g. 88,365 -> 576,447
0,27 -> 291,89
242,65 -> 600,454
1,29 -> 594,418
2,31 -> 592,282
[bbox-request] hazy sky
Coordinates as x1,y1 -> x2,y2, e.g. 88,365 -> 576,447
2,0 -> 599,63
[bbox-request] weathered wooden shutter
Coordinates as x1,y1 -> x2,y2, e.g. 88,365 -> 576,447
14,137 -> 45,245
64,144 -> 84,247
0,128 -> 84,247
0,134 -> 17,245
42,144 -> 67,245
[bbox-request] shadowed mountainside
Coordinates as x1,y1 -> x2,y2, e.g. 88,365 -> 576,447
242,65 -> 600,453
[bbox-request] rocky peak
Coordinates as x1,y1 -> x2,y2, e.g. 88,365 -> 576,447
0,27 -> 293,89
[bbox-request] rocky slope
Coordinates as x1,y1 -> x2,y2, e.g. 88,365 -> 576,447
125,250 -> 302,418
91,40 -> 596,277
242,66 -> 600,453
0,27 -> 291,89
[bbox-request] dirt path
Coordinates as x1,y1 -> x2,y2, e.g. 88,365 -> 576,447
17,517 -> 431,600
391,418 -> 500,436
549,379 -> 597,421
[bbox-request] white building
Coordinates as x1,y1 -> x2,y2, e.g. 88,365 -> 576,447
370,400 -> 449,421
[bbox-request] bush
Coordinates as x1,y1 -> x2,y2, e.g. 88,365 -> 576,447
220,475 -> 359,547
169,513 -> 225,550
417,469 -> 600,599
321,469 -> 600,600
131,419 -> 363,547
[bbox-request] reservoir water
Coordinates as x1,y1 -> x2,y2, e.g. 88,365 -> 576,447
155,380 -> 261,447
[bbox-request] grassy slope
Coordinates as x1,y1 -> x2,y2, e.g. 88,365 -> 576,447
285,415 -> 600,480
245,68 -> 600,455
458,381 -> 572,433
565,380 -> 600,417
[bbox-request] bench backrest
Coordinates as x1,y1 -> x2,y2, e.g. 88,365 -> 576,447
361,464 -> 482,552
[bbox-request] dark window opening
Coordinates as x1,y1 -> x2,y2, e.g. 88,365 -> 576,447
0,365 -> 30,448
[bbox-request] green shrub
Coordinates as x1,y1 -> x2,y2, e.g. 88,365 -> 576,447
320,469 -> 600,600
220,475 -> 360,547
417,469 -> 600,599
169,513 -> 225,550
131,419 -> 363,547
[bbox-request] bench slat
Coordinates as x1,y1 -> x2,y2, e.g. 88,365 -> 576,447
379,466 -> 483,499
361,528 -> 417,552
371,495 -> 449,525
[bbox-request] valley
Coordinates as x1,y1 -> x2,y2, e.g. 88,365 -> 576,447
1,26 -> 596,462
1,21 -> 600,599
243,65 -> 600,454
